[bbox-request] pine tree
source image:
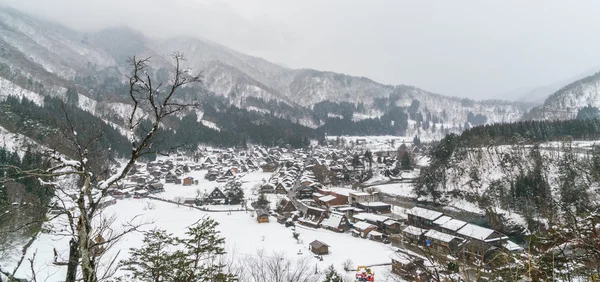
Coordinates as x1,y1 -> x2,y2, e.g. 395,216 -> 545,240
256,192 -> 270,210
226,186 -> 244,205
323,265 -> 343,282
66,87 -> 79,105
120,219 -> 235,282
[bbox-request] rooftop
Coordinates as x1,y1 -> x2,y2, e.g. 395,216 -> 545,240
433,215 -> 453,226
456,223 -> 507,242
359,201 -> 391,207
349,191 -> 371,197
439,219 -> 468,231
321,212 -> 345,229
353,213 -> 390,223
403,225 -> 427,236
407,207 -> 444,221
318,195 -> 337,203
353,221 -> 376,231
309,240 -> 329,249
424,229 -> 459,243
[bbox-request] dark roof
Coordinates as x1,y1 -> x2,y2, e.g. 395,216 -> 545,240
310,240 -> 329,249
256,209 -> 269,217
296,185 -> 313,192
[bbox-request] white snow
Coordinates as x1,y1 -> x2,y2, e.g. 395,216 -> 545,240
10,199 -> 396,281
0,77 -> 44,106
201,120 -> 221,131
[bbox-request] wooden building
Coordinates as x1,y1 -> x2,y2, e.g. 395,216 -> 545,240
256,209 -> 270,223
391,254 -> 428,281
309,240 -> 329,255
407,207 -> 443,229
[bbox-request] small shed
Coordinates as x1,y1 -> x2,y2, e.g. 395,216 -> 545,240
309,240 -> 329,255
183,177 -> 194,186
256,209 -> 269,223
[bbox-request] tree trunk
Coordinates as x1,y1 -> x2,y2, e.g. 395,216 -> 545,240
65,238 -> 79,282
78,175 -> 98,282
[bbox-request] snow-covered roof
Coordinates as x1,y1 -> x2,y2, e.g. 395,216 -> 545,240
456,223 -> 506,242
312,192 -> 325,198
503,240 -> 524,251
353,221 -> 376,231
359,201 -> 390,207
321,212 -> 345,229
353,213 -> 389,223
407,207 -> 443,221
318,195 -> 337,202
402,225 -> 426,236
349,191 -> 371,197
424,229 -> 458,243
433,215 -> 453,226
368,231 -> 383,237
440,219 -> 468,232
321,187 -> 354,197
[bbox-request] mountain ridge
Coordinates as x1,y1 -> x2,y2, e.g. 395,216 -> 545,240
0,6 -> 536,139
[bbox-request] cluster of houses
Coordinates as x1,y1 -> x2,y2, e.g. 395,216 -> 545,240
389,206 -> 523,280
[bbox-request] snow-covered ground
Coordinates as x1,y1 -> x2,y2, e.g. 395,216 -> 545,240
372,182 -> 416,198
7,199 -> 396,281
153,170 -> 271,202
201,120 -> 221,131
0,77 -> 44,106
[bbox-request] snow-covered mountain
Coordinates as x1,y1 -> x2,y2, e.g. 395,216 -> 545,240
524,71 -> 600,120
0,6 -> 533,135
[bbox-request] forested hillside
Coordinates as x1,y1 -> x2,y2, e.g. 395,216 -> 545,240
415,119 -> 600,235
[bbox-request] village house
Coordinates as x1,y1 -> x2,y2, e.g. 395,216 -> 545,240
352,221 -> 377,238
455,223 -> 509,260
256,209 -> 269,223
260,182 -> 276,194
432,215 -> 453,230
295,185 -> 314,199
367,230 -> 384,242
438,218 -> 468,236
309,240 -> 329,255
391,253 -> 428,281
165,171 -> 178,183
298,206 -> 325,228
205,187 -> 227,204
352,213 -> 390,231
320,212 -> 350,232
356,201 -> 392,214
383,219 -> 403,235
333,206 -> 364,221
274,182 -> 292,194
401,225 -> 427,245
424,229 -> 464,256
407,207 -> 444,229
349,191 -> 376,206
275,197 -> 297,214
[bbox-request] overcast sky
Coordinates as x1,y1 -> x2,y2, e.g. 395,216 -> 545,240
3,0 -> 600,100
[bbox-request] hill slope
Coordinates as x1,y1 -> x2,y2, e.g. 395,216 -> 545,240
524,71 -> 600,120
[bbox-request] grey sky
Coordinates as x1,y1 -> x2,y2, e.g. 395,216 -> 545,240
3,0 -> 600,100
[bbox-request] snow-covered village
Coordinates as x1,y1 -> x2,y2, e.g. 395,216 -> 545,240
2,2 -> 600,282
2,135 -> 531,282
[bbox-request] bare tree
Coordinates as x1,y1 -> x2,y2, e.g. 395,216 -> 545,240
0,53 -> 201,282
236,250 -> 319,282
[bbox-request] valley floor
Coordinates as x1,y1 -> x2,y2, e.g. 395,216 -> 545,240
2,170 -> 406,281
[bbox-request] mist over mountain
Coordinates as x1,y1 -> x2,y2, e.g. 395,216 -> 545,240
0,6 -> 541,143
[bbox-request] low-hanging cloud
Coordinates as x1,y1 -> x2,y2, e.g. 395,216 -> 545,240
2,0 -> 600,100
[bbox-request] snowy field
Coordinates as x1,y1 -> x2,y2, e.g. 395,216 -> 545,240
153,170 -> 272,202
372,182 -> 416,198
7,199 -> 397,281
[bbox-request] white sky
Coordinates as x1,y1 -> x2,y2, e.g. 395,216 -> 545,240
3,0 -> 600,99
